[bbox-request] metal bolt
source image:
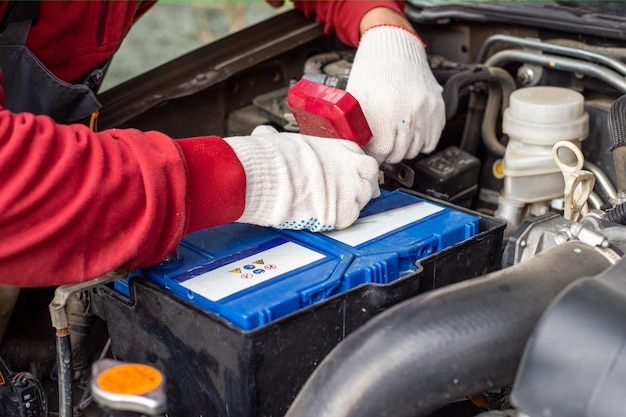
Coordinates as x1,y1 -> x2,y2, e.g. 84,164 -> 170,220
517,66 -> 535,85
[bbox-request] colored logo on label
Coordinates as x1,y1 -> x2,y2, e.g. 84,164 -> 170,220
231,259 -> 268,274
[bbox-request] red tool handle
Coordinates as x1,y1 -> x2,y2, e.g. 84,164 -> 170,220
287,79 -> 372,147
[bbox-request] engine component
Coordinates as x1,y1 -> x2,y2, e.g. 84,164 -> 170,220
302,51 -> 353,90
477,35 -> 626,78
49,273 -> 127,417
90,191 -> 504,417
412,146 -> 480,207
553,140 -> 595,221
0,357 -> 47,417
91,359 -> 167,416
496,86 -> 589,228
608,93 -> 626,203
503,210 -> 626,269
66,292 -> 95,379
283,241 -> 614,417
484,49 -> 626,93
511,255 -> 626,417
441,65 -> 491,122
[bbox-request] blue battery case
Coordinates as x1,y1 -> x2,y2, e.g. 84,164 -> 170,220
116,190 -> 479,330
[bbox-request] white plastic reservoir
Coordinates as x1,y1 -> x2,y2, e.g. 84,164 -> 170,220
501,86 -> 589,202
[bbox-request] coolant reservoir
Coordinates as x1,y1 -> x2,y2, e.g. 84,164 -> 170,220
501,86 -> 588,202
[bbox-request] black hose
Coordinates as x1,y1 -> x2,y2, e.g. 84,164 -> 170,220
56,331 -> 74,417
285,242 -> 613,417
487,67 -> 515,111
442,66 -> 490,121
606,202 -> 626,225
480,67 -> 517,157
608,94 -> 626,193
481,83 -> 506,157
459,90 -> 488,154
67,292 -> 94,378
443,66 -> 516,157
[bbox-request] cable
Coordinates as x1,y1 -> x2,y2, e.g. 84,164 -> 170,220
478,34 -> 626,77
485,50 -> 626,93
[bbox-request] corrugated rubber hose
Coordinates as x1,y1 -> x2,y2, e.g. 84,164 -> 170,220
285,241 -> 613,417
608,94 -> 626,194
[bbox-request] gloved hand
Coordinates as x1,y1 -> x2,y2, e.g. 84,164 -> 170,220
224,125 -> 380,232
346,25 -> 445,164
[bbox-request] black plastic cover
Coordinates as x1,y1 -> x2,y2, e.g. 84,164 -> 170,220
406,2 -> 626,41
512,255 -> 626,417
413,146 -> 480,206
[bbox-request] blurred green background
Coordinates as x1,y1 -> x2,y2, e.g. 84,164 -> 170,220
101,1 -> 292,91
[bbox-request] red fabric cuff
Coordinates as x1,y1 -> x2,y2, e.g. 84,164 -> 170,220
362,24 -> 425,47
176,136 -> 246,234
293,1 -> 405,48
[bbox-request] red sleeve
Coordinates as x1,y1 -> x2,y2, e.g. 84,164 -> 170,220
292,1 -> 405,47
0,94 -> 245,288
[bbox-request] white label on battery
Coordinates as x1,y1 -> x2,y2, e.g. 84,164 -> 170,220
180,242 -> 325,301
323,202 -> 444,247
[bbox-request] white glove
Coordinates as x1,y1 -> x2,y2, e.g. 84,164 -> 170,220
224,125 -> 380,232
346,25 -> 445,164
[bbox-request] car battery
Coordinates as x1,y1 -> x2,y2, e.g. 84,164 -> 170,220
113,190 -> 479,330
91,190 -> 505,417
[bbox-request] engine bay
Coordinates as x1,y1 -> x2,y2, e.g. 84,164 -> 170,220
3,2 -> 626,417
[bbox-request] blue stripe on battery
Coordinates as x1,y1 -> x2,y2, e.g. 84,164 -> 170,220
358,190 -> 426,217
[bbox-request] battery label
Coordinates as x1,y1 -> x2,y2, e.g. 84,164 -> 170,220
323,202 -> 444,247
180,241 -> 326,301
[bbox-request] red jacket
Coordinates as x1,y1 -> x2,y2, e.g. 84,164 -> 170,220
0,1 -> 404,287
